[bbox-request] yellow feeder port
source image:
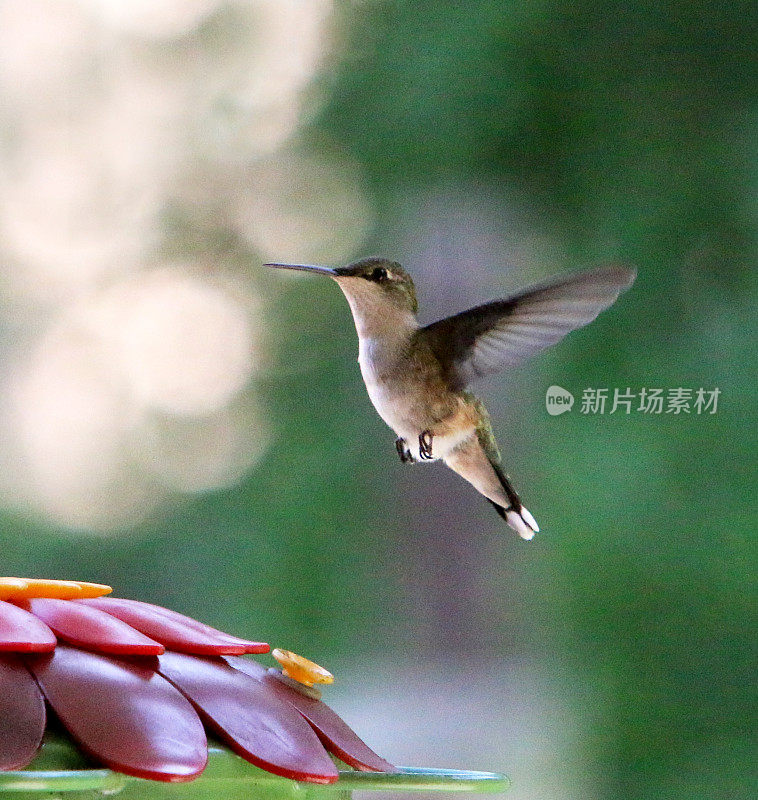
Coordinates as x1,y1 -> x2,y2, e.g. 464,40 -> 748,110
0,578 -> 112,601
272,648 -> 334,688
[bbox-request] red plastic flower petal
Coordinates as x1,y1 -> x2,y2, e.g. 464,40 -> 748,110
17,598 -> 165,656
77,598 -> 268,655
0,579 -> 396,785
26,645 -> 207,782
158,652 -> 339,784
0,654 -> 46,770
263,673 -> 395,772
0,601 -> 56,653
228,657 -> 396,773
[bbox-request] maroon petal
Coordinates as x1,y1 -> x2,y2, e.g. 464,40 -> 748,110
0,600 -> 56,653
140,604 -> 268,652
0,654 -> 46,770
18,599 -> 164,656
228,657 -> 396,773
25,645 -> 207,782
225,655 -> 267,679
157,651 -> 338,784
77,598 -> 268,655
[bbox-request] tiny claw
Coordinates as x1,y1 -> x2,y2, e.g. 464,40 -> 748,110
395,437 -> 415,463
506,506 -> 539,540
419,430 -> 433,460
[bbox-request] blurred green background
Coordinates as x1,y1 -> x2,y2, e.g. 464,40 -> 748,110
0,2 -> 755,799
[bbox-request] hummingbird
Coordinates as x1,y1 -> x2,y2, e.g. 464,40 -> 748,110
266,258 -> 635,539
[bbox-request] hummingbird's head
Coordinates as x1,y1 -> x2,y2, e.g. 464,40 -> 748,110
333,257 -> 418,315
266,257 -> 419,336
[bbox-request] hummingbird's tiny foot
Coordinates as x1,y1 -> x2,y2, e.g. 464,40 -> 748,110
505,506 -> 539,540
395,437 -> 415,463
418,430 -> 434,460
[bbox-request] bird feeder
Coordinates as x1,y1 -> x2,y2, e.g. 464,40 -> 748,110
0,578 -> 508,798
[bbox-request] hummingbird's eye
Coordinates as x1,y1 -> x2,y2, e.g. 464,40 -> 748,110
371,267 -> 388,282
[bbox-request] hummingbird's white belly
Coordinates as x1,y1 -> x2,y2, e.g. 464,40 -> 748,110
363,378 -> 419,440
359,339 -> 475,462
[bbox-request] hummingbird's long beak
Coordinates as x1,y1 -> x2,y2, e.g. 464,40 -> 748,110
264,263 -> 339,277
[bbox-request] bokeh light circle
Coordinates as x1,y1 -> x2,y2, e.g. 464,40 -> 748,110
233,146 -> 374,264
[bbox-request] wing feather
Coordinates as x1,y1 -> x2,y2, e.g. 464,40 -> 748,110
418,265 -> 636,389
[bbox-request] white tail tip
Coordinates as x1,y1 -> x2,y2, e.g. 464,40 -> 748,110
506,506 -> 539,540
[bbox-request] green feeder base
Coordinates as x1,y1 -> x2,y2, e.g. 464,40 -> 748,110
0,735 -> 509,799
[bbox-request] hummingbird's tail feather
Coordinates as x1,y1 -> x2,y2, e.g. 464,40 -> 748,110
443,436 -> 539,540
486,499 -> 539,540
489,462 -> 539,540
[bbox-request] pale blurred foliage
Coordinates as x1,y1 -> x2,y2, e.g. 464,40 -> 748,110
83,0 -> 224,39
0,267 -> 268,530
235,146 -> 374,263
96,269 -> 258,416
0,0 -> 373,531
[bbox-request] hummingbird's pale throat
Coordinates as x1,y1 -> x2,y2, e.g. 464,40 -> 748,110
266,257 -> 636,540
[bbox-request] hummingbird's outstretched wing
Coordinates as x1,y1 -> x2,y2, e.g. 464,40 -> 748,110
418,265 -> 636,390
